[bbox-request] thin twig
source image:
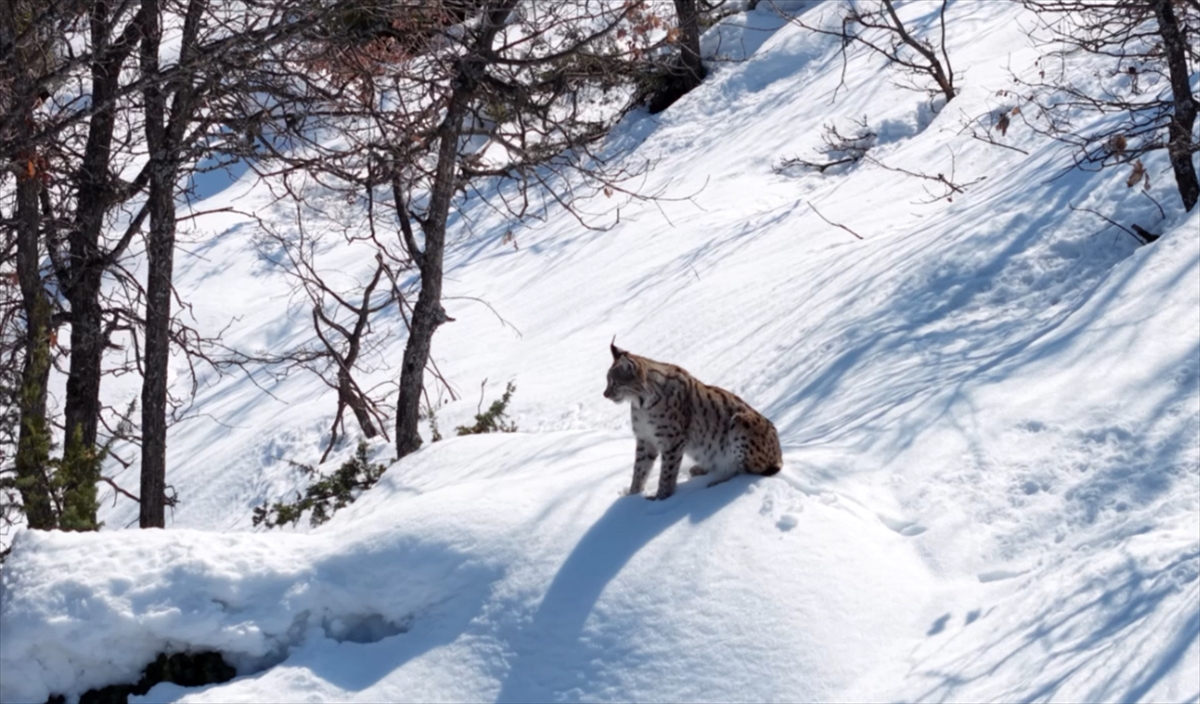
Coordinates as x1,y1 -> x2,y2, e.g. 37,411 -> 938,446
1140,189 -> 1165,220
475,378 -> 489,415
865,153 -> 986,200
1068,201 -> 1145,243
968,129 -> 1030,155
808,201 -> 865,240
443,295 -> 523,337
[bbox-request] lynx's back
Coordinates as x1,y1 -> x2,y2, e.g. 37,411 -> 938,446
604,343 -> 782,500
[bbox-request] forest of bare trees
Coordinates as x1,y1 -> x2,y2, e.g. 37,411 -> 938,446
1,0 -> 1196,542
0,0 -> 714,541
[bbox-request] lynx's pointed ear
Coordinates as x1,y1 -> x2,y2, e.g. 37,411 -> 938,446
610,336 -> 626,361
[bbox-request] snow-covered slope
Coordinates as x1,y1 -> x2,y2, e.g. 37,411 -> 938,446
3,2 -> 1198,702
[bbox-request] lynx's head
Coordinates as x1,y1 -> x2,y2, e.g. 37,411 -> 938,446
604,341 -> 645,403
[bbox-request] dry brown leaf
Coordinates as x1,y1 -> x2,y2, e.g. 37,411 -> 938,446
1126,159 -> 1146,188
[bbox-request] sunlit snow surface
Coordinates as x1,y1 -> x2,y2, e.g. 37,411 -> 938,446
2,2 -> 1198,702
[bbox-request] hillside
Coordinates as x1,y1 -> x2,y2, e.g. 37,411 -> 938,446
2,2 -> 1198,702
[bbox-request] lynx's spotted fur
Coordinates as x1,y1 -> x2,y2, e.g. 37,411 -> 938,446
604,343 -> 782,500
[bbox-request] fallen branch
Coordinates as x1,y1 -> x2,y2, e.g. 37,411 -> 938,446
1068,201 -> 1157,245
865,151 -> 986,203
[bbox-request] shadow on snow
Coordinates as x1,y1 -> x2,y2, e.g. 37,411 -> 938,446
914,549 -> 1200,703
494,480 -> 745,702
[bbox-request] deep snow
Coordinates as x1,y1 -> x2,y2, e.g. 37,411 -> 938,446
2,1 -> 1198,702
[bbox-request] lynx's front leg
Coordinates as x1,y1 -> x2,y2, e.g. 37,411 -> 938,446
653,440 -> 685,500
629,439 -> 657,496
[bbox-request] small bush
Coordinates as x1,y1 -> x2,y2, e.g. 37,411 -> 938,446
775,116 -> 876,175
253,441 -> 386,529
455,381 -> 518,436
254,383 -> 515,531
421,403 -> 444,443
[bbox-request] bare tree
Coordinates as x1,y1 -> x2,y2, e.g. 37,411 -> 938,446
311,259 -> 392,462
1,0 -> 350,530
1018,0 -> 1198,211
249,220 -> 396,464
0,0 -> 171,531
785,0 -> 956,106
2,0 -> 82,530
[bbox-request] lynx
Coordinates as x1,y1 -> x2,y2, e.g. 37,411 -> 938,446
604,342 -> 782,500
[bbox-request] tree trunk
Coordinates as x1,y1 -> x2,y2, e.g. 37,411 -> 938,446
13,165 -> 56,530
674,0 -> 705,89
139,188 -> 173,528
139,0 -> 171,528
138,0 -> 206,527
648,0 -> 708,113
57,151 -> 107,531
395,1 -> 517,459
62,274 -> 103,451
58,0 -> 135,530
1154,0 -> 1199,211
394,86 -> 469,459
340,368 -> 379,439
5,0 -> 57,530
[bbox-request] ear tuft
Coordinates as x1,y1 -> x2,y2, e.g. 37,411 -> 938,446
610,336 -> 625,360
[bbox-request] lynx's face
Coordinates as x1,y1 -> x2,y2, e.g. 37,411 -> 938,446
604,343 -> 643,403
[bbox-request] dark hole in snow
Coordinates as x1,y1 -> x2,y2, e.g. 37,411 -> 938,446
46,651 -> 235,704
323,612 -> 412,644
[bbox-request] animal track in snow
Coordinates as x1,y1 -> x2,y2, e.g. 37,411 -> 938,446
927,613 -> 950,636
977,568 -> 1030,583
877,513 -> 927,537
758,484 -> 804,533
